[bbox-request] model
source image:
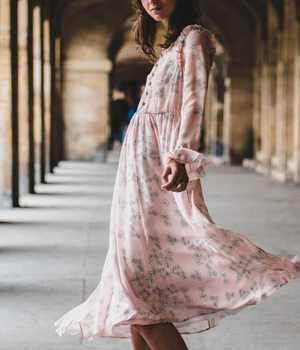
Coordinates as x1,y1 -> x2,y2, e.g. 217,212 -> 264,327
54,1 -> 300,349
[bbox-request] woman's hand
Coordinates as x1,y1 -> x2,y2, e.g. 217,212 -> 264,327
161,159 -> 189,192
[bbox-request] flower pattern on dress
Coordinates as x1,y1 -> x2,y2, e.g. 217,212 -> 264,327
54,24 -> 300,341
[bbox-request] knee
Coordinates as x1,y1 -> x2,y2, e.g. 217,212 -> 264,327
130,324 -> 142,334
131,322 -> 164,334
130,323 -> 153,334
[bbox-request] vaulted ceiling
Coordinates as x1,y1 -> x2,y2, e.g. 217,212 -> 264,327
46,0 -> 297,65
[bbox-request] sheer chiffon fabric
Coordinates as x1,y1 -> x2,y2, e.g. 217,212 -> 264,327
54,24 -> 300,341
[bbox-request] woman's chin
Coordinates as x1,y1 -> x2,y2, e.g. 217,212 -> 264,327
151,13 -> 167,22
150,13 -> 168,23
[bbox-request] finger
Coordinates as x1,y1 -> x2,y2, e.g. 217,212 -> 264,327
169,173 -> 186,189
174,181 -> 188,192
162,168 -> 189,190
161,165 -> 171,179
164,177 -> 187,192
165,167 -> 183,187
161,166 -> 172,184
161,170 -> 178,188
161,174 -> 179,190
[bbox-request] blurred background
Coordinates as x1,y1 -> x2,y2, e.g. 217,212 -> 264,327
0,1 -> 300,350
0,0 -> 299,207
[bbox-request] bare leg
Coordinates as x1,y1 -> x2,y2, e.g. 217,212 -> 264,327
131,322 -> 189,350
130,325 -> 151,350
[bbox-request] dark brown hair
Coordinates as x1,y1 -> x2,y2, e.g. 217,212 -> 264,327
131,0 -> 203,62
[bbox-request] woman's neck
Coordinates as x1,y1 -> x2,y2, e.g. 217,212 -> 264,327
161,18 -> 170,32
158,20 -> 170,40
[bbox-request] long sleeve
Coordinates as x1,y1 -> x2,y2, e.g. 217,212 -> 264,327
164,29 -> 216,181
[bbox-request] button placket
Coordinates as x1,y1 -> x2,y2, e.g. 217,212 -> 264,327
143,62 -> 159,104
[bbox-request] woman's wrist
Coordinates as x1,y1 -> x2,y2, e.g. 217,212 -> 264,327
166,158 -> 185,168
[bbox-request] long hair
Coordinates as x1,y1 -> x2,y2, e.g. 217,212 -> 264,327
131,0 -> 203,62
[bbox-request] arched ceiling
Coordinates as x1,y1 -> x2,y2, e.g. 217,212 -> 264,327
52,0 -> 284,66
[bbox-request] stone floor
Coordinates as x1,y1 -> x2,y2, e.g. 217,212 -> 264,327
1,151 -> 300,350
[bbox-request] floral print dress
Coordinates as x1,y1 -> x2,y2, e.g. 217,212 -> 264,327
54,24 -> 300,340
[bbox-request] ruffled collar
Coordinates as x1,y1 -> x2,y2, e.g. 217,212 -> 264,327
158,24 -> 216,68
158,24 -> 207,59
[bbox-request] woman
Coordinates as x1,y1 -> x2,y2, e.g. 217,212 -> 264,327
54,1 -> 300,349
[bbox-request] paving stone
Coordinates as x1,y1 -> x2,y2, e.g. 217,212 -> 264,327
0,160 -> 299,350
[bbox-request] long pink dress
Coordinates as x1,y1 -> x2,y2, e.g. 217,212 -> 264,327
54,24 -> 300,340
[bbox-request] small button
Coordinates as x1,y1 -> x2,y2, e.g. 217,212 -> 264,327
142,102 -> 146,105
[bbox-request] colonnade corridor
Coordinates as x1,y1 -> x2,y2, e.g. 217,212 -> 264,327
1,0 -> 300,349
0,158 -> 300,350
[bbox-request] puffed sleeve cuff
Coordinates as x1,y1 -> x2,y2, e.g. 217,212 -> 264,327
163,146 -> 215,181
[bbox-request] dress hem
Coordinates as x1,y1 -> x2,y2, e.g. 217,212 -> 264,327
54,260 -> 300,341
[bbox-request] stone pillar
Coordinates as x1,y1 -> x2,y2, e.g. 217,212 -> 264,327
49,10 -> 56,172
0,0 -> 12,206
228,62 -> 254,163
18,0 -> 29,198
257,62 -> 275,174
252,64 -> 261,166
27,0 -> 35,193
285,0 -> 298,180
253,37 -> 272,175
206,70 -> 230,164
10,0 -> 20,207
269,2 -> 286,181
271,0 -> 298,182
268,64 -> 278,164
271,58 -> 288,182
205,72 -> 218,157
55,35 -> 64,161
222,77 -> 232,163
63,59 -> 112,160
267,0 -> 279,166
43,17 -> 51,175
293,17 -> 300,183
33,4 -> 42,184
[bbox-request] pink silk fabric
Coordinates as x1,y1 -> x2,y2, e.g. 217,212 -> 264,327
54,24 -> 300,340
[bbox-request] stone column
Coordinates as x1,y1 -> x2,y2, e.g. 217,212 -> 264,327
40,1 -> 51,178
43,17 -> 51,175
268,64 -> 278,165
0,0 -> 12,206
267,0 -> 280,166
39,2 -> 47,183
205,72 -> 218,157
253,37 -> 271,175
222,77 -> 231,163
10,0 -> 20,207
252,65 -> 261,166
256,63 -> 269,173
27,0 -> 35,193
205,66 -> 228,163
294,51 -> 300,183
55,35 -> 64,161
18,0 -> 29,197
49,11 -> 63,171
271,0 -> 298,182
269,3 -> 287,182
257,62 -> 274,174
271,58 -> 288,182
33,4 -> 42,184
204,69 -> 213,153
285,0 -> 298,180
63,59 -> 112,160
293,19 -> 300,183
228,62 -> 254,164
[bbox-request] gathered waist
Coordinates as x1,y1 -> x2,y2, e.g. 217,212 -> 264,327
134,110 -> 179,118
